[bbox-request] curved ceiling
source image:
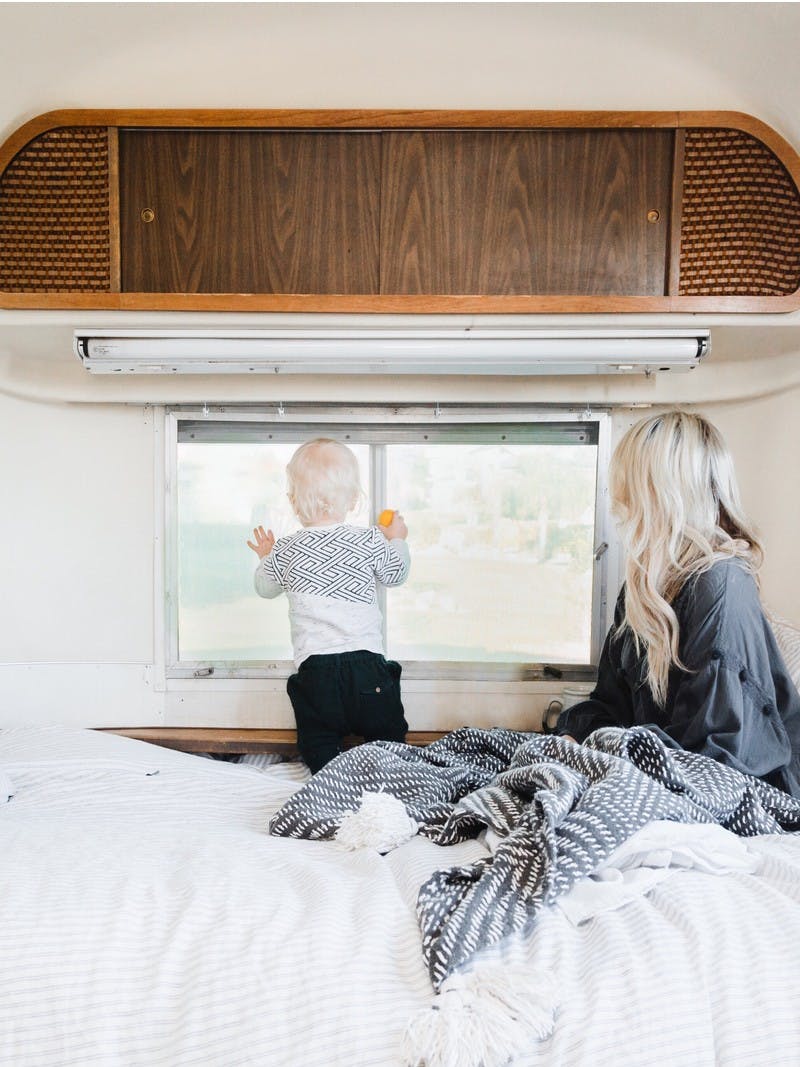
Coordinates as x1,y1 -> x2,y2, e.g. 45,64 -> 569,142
0,4 -> 799,149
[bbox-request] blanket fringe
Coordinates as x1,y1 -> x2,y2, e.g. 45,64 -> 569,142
402,960 -> 557,1067
336,791 -> 418,852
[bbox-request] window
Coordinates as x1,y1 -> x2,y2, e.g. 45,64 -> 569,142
165,408 -> 611,679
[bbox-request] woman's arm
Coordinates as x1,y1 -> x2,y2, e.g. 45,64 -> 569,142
659,564 -> 793,780
662,653 -> 792,779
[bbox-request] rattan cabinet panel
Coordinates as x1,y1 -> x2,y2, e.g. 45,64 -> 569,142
679,129 -> 800,297
0,127 -> 111,292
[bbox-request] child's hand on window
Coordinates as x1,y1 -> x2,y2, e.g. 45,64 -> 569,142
381,512 -> 408,540
247,526 -> 275,559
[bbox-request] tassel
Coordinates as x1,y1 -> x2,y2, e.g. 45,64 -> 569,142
336,790 -> 419,852
402,959 -> 557,1067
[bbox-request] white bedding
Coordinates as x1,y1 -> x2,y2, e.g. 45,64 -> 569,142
2,727 -> 800,1067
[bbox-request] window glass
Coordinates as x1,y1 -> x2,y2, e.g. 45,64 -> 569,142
176,440 -> 369,661
170,418 -> 602,672
385,443 -> 597,663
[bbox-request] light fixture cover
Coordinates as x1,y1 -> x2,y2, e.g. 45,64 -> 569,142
73,328 -> 710,375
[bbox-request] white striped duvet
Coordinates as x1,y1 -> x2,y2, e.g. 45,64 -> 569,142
2,727 -> 800,1067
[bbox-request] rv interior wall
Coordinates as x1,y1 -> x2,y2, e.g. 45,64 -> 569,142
1,3 -> 799,729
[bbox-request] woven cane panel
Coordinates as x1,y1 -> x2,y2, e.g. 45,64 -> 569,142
680,129 -> 800,296
0,127 -> 110,291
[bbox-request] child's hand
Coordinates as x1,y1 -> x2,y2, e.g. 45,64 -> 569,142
247,526 -> 275,559
380,512 -> 408,540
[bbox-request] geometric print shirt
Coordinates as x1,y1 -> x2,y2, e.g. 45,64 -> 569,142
254,523 -> 411,667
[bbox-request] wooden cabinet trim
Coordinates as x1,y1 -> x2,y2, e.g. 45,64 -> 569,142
107,127 -> 121,293
2,291 -> 798,313
667,129 -> 685,298
3,107 -> 797,164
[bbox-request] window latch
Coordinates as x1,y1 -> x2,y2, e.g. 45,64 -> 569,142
593,541 -> 609,560
192,667 -> 214,678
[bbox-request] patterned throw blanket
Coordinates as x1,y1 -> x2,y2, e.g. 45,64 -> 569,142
270,727 -> 800,990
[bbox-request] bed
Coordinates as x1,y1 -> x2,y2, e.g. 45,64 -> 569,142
2,725 -> 800,1067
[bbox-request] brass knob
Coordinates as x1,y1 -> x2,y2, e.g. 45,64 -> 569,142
647,209 -> 660,223
140,208 -> 155,223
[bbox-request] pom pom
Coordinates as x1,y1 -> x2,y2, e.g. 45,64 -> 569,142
378,509 -> 395,527
402,959 -> 557,1067
336,790 -> 418,852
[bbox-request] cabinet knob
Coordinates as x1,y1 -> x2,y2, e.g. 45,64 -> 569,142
140,208 -> 155,223
647,209 -> 661,223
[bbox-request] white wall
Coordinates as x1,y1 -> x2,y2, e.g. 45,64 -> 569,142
2,381 -> 798,730
1,2 -> 799,728
1,3 -> 800,148
710,391 -> 800,610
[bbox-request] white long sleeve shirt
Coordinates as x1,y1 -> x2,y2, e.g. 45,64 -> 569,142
254,523 -> 410,668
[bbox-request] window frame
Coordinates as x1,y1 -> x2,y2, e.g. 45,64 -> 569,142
163,404 -> 614,682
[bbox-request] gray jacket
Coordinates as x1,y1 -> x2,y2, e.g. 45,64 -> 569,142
557,558 -> 800,797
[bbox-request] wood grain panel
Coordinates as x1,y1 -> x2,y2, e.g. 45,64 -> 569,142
381,130 -> 674,295
120,131 -> 381,293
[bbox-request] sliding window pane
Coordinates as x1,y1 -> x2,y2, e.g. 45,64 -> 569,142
385,443 -> 597,664
176,441 -> 369,662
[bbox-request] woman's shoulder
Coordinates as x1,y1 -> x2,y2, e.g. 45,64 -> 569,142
677,558 -> 763,659
682,557 -> 758,606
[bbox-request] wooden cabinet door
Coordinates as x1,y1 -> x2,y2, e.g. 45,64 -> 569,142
120,130 -> 381,293
380,130 -> 674,295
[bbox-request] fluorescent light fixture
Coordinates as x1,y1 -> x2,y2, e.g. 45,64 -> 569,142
74,328 -> 710,375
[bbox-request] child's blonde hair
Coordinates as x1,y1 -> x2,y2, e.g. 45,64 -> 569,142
610,409 -> 763,706
286,438 -> 362,526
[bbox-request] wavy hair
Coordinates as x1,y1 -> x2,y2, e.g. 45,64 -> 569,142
286,438 -> 362,526
610,410 -> 763,706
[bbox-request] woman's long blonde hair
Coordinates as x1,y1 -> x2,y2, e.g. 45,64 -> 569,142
610,410 -> 763,706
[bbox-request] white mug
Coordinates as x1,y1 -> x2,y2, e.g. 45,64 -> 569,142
560,684 -> 594,711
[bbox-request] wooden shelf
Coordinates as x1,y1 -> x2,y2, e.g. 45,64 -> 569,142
100,727 -> 448,755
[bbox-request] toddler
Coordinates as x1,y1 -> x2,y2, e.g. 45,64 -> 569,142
247,438 -> 410,772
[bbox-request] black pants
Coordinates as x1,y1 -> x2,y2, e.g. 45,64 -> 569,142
287,650 -> 407,773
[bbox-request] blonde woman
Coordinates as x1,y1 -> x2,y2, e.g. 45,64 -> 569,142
247,438 -> 410,773
557,410 -> 800,797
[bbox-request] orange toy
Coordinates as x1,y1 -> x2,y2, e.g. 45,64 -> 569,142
377,509 -> 395,527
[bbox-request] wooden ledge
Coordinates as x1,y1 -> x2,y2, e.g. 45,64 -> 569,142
100,727 -> 448,754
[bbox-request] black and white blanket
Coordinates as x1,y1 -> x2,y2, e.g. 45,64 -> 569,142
270,727 -> 800,990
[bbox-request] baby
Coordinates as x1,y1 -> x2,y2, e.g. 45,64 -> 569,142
247,438 -> 410,773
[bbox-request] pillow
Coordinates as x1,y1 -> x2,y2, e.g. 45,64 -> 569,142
765,609 -> 800,693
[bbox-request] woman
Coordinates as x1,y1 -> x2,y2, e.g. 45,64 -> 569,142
557,410 -> 800,797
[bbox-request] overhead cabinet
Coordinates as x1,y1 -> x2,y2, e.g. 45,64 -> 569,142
1,110 -> 799,311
